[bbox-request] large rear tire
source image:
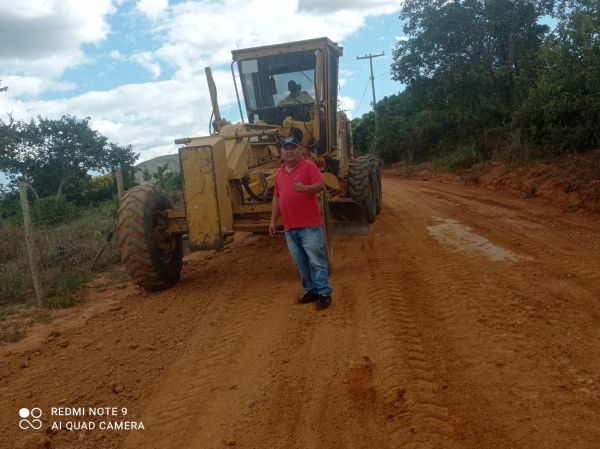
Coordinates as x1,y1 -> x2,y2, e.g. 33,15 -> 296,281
348,155 -> 377,223
116,184 -> 183,291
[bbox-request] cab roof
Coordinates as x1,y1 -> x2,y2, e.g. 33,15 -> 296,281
231,37 -> 343,61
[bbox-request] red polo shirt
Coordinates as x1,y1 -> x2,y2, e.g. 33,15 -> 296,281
274,157 -> 323,231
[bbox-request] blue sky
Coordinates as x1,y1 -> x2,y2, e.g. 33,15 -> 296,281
0,0 -> 405,163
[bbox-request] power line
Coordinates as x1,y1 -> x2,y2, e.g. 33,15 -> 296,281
375,71 -> 390,78
353,78 -> 371,116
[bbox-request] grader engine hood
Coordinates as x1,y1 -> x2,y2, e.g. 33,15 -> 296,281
178,136 -> 235,250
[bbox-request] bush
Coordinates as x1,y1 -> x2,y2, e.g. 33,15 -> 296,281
513,5 -> 600,155
432,145 -> 485,171
0,262 -> 25,306
0,193 -> 20,220
65,175 -> 120,206
43,272 -> 88,309
30,197 -> 80,226
163,172 -> 182,192
0,198 -> 119,308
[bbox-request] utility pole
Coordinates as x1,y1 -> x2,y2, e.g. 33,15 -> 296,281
356,52 -> 385,112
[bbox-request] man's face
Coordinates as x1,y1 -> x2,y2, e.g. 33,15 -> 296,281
282,144 -> 301,164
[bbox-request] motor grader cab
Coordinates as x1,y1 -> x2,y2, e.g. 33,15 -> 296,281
116,37 -> 382,291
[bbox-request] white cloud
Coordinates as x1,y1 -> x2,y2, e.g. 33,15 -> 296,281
298,0 -> 400,14
338,95 -> 356,118
131,52 -> 162,78
0,0 -> 401,161
0,70 -> 238,162
151,0 -> 400,71
0,0 -> 114,60
2,75 -> 75,99
0,0 -> 115,92
107,49 -> 162,79
137,0 -> 169,20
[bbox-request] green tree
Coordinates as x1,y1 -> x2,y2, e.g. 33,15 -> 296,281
152,162 -> 172,189
392,0 -> 552,108
389,0 -> 553,157
514,1 -> 600,153
351,111 -> 376,155
142,167 -> 152,182
0,115 -> 138,199
163,172 -> 182,192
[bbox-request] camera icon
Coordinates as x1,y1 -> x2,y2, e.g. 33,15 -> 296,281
18,407 -> 43,430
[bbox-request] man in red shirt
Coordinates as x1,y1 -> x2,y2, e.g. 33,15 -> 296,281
269,136 -> 332,309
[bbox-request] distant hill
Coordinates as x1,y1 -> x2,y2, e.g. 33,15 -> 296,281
134,154 -> 179,182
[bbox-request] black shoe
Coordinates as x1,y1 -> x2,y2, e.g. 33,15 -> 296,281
316,294 -> 331,310
298,291 -> 318,304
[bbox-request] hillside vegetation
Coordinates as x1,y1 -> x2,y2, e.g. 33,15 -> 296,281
352,0 -> 600,167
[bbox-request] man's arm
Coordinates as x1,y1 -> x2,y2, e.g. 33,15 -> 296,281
293,181 -> 324,194
295,161 -> 324,194
269,195 -> 281,236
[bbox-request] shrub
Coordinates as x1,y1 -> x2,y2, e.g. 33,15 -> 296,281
30,197 -> 80,226
0,198 -> 119,308
43,272 -> 88,309
432,145 -> 485,171
0,262 -> 25,306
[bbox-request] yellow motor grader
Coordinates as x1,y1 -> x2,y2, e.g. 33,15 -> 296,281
116,37 -> 382,290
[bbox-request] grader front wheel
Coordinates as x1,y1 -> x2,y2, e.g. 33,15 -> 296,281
116,184 -> 183,291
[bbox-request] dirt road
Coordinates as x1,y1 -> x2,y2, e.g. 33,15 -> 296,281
2,177 -> 600,449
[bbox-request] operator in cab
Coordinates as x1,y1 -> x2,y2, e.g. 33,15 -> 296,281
278,80 -> 314,106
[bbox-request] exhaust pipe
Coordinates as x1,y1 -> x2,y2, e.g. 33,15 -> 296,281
205,67 -> 224,132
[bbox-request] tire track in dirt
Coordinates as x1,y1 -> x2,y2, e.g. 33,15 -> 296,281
411,182 -> 600,379
228,240 -> 393,449
358,224 -> 462,448
417,184 -> 600,275
383,178 -> 600,448
4,177 -> 600,449
236,296 -> 322,449
0,239 -> 271,449
308,274 -> 392,449
123,239 -> 293,448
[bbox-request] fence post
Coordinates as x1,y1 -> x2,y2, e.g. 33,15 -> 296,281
18,180 -> 44,304
116,168 -> 125,200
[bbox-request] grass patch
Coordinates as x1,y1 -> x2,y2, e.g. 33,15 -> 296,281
0,263 -> 25,306
42,272 -> 89,309
0,197 -> 120,311
431,145 -> 486,171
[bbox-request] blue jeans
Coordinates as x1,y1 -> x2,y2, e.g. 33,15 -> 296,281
285,226 -> 331,296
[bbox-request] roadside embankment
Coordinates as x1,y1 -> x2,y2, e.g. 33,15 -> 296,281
387,150 -> 600,214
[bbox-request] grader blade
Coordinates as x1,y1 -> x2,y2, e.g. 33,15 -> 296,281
329,199 -> 370,236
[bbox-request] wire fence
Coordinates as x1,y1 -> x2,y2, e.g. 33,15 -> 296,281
0,176 -> 124,310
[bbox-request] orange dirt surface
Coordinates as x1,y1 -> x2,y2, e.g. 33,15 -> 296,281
389,153 -> 600,214
2,177 -> 600,449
